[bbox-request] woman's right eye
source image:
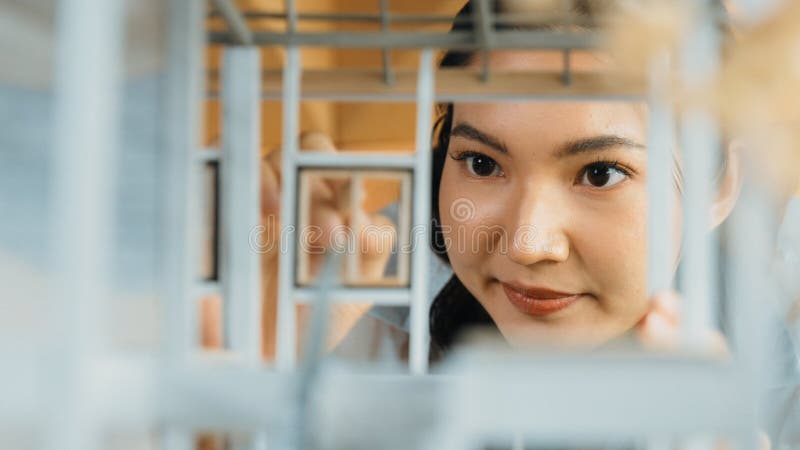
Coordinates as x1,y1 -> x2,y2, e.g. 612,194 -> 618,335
451,151 -> 503,178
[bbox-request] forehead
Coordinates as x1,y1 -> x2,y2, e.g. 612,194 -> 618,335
451,102 -> 647,148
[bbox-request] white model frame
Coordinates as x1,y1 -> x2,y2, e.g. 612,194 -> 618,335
27,0 -> 776,449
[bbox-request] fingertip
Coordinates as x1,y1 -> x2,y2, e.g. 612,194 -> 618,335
703,329 -> 731,359
637,311 -> 678,351
650,289 -> 681,323
300,131 -> 337,152
641,311 -> 671,335
360,213 -> 397,257
759,430 -> 771,450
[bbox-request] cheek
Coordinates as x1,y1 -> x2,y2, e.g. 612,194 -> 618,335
438,161 -> 507,272
573,191 -> 649,313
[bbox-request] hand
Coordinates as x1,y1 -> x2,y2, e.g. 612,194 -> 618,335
635,291 -> 772,450
202,132 -> 397,356
260,131 -> 397,357
635,290 -> 729,357
259,131 -> 396,282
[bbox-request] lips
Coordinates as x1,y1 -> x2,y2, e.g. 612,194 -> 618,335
501,282 -> 582,317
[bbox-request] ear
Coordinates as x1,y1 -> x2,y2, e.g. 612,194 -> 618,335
710,141 -> 742,229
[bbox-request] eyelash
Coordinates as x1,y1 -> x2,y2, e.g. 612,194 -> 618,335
449,150 -> 635,188
587,158 -> 629,174
576,159 -> 633,189
449,150 -> 504,178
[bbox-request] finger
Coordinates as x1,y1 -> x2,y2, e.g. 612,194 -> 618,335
265,140 -> 336,188
261,156 -> 281,216
300,132 -> 351,194
307,201 -> 345,249
300,130 -> 336,152
357,213 -> 397,282
637,316 -> 730,357
265,147 -> 282,184
636,310 -> 679,351
305,202 -> 346,279
359,213 -> 396,258
633,290 -> 680,349
301,172 -> 337,207
269,131 -> 339,173
267,155 -> 338,208
702,328 -> 731,359
300,132 -> 348,203
759,430 -> 771,450
651,289 -> 681,325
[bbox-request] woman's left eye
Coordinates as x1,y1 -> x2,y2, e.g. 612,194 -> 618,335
578,162 -> 629,188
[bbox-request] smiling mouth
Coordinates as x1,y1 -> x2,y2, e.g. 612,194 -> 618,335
500,282 -> 583,317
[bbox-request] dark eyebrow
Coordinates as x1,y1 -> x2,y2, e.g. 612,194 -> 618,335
450,122 -> 644,158
450,122 -> 509,154
556,135 -> 645,158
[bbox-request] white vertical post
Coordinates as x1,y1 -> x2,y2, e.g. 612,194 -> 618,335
409,48 -> 435,375
47,0 -> 124,448
297,172 -> 313,285
276,46 -> 302,371
161,0 -> 204,447
726,181 -> 775,450
162,0 -> 205,363
678,2 -> 721,349
646,52 -> 676,296
678,5 -> 722,449
221,47 -> 263,363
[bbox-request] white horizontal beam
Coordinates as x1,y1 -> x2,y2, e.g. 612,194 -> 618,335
292,287 -> 410,305
210,29 -> 597,49
294,151 -> 416,169
4,354 -> 751,439
251,92 -> 645,102
449,358 -> 751,442
206,70 -> 646,102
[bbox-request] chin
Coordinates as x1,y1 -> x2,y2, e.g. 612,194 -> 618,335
496,316 -> 616,350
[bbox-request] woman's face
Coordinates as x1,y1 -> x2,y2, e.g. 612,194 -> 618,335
439,50 -> 656,348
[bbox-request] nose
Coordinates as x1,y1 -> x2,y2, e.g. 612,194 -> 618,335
504,184 -> 570,266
